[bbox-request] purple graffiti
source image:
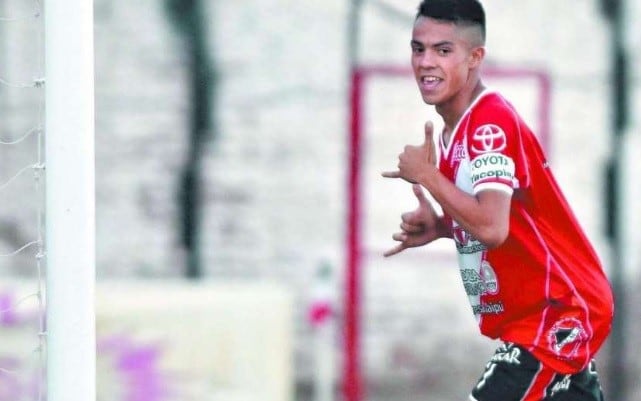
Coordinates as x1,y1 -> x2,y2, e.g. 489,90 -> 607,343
0,358 -> 22,400
1,290 -> 178,401
99,335 -> 175,401
0,293 -> 19,326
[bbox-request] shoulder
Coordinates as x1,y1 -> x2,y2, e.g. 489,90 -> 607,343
472,91 -> 516,119
466,91 -> 521,138
464,92 -> 524,158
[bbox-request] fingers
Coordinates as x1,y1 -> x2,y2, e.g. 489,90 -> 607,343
424,120 -> 438,165
381,170 -> 416,184
424,120 -> 434,145
391,232 -> 407,241
383,243 -> 406,258
411,184 -> 428,206
400,221 -> 423,233
381,170 -> 401,179
401,209 -> 424,228
383,231 -> 410,257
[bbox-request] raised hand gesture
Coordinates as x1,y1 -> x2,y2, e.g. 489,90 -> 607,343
381,121 -> 437,184
383,183 -> 445,257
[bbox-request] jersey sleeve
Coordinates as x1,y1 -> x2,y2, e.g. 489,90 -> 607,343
465,96 -> 530,195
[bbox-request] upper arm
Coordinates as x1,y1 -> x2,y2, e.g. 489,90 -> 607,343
464,96 -> 527,248
475,189 -> 511,248
466,97 -> 531,194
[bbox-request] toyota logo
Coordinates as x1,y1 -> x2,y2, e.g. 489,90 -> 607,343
471,124 -> 507,154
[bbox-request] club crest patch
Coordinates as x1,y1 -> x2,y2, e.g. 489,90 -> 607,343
547,318 -> 588,359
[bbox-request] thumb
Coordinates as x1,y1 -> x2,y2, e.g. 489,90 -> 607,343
424,120 -> 434,145
424,120 -> 438,165
412,184 -> 428,206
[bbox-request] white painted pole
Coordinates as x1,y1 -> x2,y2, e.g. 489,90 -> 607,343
310,263 -> 337,401
45,0 -> 96,400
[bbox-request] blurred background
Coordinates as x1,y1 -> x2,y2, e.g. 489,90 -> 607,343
0,0 -> 640,400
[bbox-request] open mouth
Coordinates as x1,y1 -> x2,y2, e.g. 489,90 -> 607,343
420,75 -> 443,91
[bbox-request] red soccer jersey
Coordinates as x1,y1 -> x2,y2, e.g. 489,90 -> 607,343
438,90 -> 613,373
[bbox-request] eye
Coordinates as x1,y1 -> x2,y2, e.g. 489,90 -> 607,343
411,46 -> 424,54
437,48 -> 451,56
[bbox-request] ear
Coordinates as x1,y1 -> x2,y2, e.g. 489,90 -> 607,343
468,46 -> 485,69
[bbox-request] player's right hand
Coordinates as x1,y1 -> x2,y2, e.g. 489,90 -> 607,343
383,184 -> 442,257
381,121 -> 437,184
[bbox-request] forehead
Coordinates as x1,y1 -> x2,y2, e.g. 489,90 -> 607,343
412,16 -> 470,46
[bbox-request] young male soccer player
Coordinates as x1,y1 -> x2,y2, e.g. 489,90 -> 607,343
381,1 -> 614,400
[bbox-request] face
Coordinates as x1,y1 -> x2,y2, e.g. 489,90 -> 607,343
411,16 -> 483,108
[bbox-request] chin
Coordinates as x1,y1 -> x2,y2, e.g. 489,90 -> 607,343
421,94 -> 439,106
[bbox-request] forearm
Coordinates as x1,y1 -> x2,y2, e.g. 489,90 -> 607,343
418,165 -> 509,248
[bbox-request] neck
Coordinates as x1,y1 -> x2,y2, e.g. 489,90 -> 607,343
436,78 -> 485,133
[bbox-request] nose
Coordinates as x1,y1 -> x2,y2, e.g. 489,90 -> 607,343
414,50 -> 435,70
419,50 -> 436,68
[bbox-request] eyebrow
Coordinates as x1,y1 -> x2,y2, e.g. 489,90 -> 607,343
410,39 -> 455,48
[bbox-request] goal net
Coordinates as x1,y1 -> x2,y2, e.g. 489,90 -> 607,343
0,1 -> 46,400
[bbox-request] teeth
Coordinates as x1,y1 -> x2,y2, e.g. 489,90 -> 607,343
423,76 -> 440,83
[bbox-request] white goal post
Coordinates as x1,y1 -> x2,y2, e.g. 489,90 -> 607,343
45,0 -> 96,400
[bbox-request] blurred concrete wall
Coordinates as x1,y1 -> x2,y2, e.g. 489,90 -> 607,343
87,1 -> 639,280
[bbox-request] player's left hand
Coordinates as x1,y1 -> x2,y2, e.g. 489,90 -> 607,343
382,121 -> 437,184
383,183 -> 441,257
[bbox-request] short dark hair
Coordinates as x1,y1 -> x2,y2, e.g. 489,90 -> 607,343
416,0 -> 486,42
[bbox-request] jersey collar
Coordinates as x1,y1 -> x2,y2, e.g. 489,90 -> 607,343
440,89 -> 494,160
